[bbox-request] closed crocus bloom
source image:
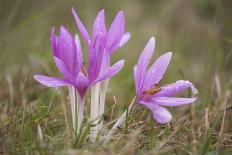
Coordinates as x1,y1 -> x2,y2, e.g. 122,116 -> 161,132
34,26 -> 88,98
134,37 -> 198,124
34,26 -> 88,133
72,7 -> 130,141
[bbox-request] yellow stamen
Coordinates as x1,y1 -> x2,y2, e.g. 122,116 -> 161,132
143,84 -> 160,95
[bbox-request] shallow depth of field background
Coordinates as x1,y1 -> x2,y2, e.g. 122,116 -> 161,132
0,0 -> 232,154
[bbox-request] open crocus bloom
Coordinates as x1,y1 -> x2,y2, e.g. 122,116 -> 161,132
134,37 -> 198,124
71,7 -> 129,83
34,26 -> 89,98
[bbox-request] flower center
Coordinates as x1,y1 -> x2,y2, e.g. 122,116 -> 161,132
143,84 -> 161,95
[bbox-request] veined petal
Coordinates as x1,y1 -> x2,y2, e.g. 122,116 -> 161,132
88,46 -> 96,82
143,52 -> 172,90
107,11 -> 125,54
33,75 -> 69,87
88,33 -> 106,82
152,97 -> 197,106
54,57 -> 74,81
136,37 -> 155,94
93,9 -> 106,40
93,60 -> 124,84
119,32 -> 131,47
140,101 -> 172,124
57,26 -> 77,72
155,80 -> 198,97
72,7 -> 91,45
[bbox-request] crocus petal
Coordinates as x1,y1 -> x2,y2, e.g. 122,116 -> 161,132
107,11 -> 125,54
155,80 -> 198,97
143,52 -> 172,90
140,101 -> 172,124
54,57 -> 73,81
119,32 -> 131,47
88,33 -> 106,82
152,106 -> 172,124
136,37 -> 155,94
133,65 -> 139,93
93,9 -> 106,40
72,7 -> 91,45
99,48 -> 110,75
50,27 -> 59,57
57,26 -> 77,72
93,60 -> 125,83
76,73 -> 89,87
152,97 -> 197,106
34,75 -> 69,87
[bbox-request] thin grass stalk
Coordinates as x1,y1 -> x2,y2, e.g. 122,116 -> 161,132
103,96 -> 136,144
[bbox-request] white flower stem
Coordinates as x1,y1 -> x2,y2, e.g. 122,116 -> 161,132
103,96 -> 136,144
90,83 -> 100,142
69,86 -> 77,133
97,79 -> 109,135
77,96 -> 84,134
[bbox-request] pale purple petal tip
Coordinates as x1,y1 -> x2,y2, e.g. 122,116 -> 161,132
50,27 -> 58,57
119,32 -> 131,47
136,37 -> 155,93
155,80 -> 198,97
93,9 -> 106,39
71,7 -> 91,45
139,101 -> 172,124
152,106 -> 172,124
33,75 -> 68,87
107,11 -> 125,53
75,34 -> 83,65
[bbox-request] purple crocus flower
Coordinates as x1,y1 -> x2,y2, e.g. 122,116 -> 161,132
72,7 -> 130,141
34,26 -> 89,98
71,7 -> 130,83
134,37 -> 198,124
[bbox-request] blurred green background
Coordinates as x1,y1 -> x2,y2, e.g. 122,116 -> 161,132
0,0 -> 232,153
0,0 -> 231,100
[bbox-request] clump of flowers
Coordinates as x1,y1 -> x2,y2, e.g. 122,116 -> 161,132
34,7 -> 198,144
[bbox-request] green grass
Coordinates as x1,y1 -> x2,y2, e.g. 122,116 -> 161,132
0,0 -> 232,154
